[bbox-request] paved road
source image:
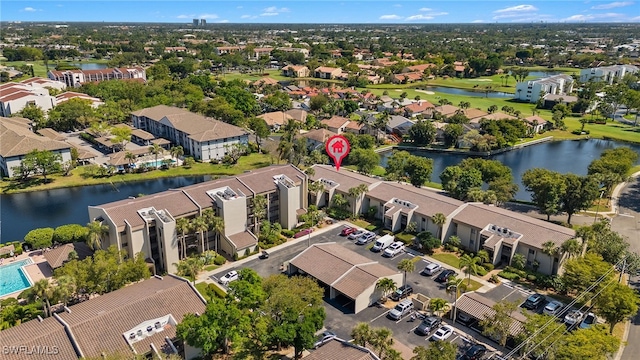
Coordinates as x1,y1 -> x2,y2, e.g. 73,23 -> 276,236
615,177 -> 640,360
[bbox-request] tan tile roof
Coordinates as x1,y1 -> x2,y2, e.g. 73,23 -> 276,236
404,100 -> 434,114
253,77 -> 279,86
524,115 -> 548,125
309,165 -> 378,193
315,66 -> 341,74
0,117 -> 70,157
44,242 -> 93,269
403,63 -> 436,73
0,317 -> 79,360
36,127 -> 65,141
456,292 -> 525,336
227,231 -> 258,250
305,338 -> 377,360
470,112 -> 517,123
366,182 -> 464,218
434,104 -> 460,116
301,128 -> 336,143
321,116 -> 351,130
234,164 -> 305,194
290,243 -> 398,298
131,128 -> 155,140
452,203 -> 575,249
56,276 -> 206,359
131,105 -> 247,143
181,177 -> 252,209
151,138 -> 171,145
285,108 -> 308,122
463,108 -> 488,119
258,111 -> 294,127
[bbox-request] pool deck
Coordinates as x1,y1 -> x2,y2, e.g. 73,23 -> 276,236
0,250 -> 52,300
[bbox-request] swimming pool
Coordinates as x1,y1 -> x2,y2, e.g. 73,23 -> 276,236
0,258 -> 33,297
144,159 -> 176,168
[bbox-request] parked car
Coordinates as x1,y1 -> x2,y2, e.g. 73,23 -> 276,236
564,310 -> 584,326
313,330 -> 336,348
382,241 -> 405,257
348,229 -> 365,240
390,284 -> 414,301
356,231 -> 376,244
387,299 -> 414,320
415,316 -> 442,336
430,325 -> 454,341
218,270 -> 239,285
457,312 -> 474,325
372,235 -> 394,252
523,293 -> 546,310
259,251 -> 269,259
434,269 -> 457,283
579,312 -> 596,329
422,262 -> 442,276
340,226 -> 358,236
463,344 -> 488,360
543,300 -> 565,316
294,228 -> 314,238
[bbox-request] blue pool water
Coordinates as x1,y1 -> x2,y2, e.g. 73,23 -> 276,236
145,159 -> 176,168
0,259 -> 33,297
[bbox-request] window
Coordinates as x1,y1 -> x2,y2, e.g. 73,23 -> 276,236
528,249 -> 535,255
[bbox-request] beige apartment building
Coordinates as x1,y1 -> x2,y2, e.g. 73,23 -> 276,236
88,165 -> 307,274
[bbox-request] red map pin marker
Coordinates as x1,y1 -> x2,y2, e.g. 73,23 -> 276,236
325,134 -> 351,171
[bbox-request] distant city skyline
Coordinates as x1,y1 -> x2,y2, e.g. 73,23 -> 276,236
3,1 -> 640,24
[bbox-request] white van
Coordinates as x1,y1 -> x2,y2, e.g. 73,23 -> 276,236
372,234 -> 394,252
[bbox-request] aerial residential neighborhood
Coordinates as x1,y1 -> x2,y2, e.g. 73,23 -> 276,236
1,2 -> 640,360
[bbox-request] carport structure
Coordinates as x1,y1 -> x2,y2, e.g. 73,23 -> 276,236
288,243 -> 403,313
455,291 -> 527,338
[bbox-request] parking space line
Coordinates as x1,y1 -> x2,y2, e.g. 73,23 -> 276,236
449,334 -> 459,343
395,313 -> 413,324
370,310 -> 390,323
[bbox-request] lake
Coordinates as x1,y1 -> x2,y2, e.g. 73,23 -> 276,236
69,63 -> 108,70
1,140 -> 639,243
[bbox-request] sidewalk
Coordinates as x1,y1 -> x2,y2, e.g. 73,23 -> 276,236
584,170 -> 640,217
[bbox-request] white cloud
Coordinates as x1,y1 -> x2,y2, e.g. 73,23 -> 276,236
217,20 -> 229,23
176,14 -> 194,19
562,12 -> 625,21
199,13 -> 218,19
494,4 -> 538,13
379,14 -> 403,20
591,1 -> 633,9
259,6 -> 290,17
23,7 -> 37,12
260,12 -> 279,16
472,19 -> 486,23
406,14 -> 434,21
419,7 -> 432,11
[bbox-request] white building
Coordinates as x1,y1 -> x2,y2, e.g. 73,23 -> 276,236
579,64 -> 639,84
0,77 -> 66,117
48,67 -> 146,87
131,105 -> 249,162
0,117 -> 72,178
514,74 -> 574,103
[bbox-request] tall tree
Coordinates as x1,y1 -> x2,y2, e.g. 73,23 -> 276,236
86,220 -> 108,250
411,341 -> 457,360
347,183 -> 369,216
517,313 -> 566,360
30,279 -> 53,318
397,259 -> 415,287
252,194 -> 268,236
561,174 -> 600,224
459,254 -> 482,286
370,327 -> 394,359
351,322 -> 372,347
541,241 -> 559,275
522,168 -> 567,221
175,217 -> 191,259
432,213 -> 447,239
349,148 -> 380,175
479,300 -> 518,347
169,145 -> 184,164
408,120 -> 437,145
375,277 -> 397,301
554,325 -> 619,360
594,282 -> 638,334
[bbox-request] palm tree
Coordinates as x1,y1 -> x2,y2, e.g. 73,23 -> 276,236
375,277 -> 397,302
446,275 -> 468,321
458,101 -> 470,115
54,275 -> 76,307
432,213 -> 446,240
370,327 -> 394,359
169,145 -> 184,165
211,216 -> 225,254
347,183 -> 369,216
201,209 -> 215,251
477,250 -> 490,264
174,257 -> 204,283
429,298 -> 450,317
192,216 -> 208,254
561,238 -> 582,259
542,240 -> 559,274
30,279 -> 53,317
148,143 -> 163,169
351,322 -> 372,347
397,258 -> 416,287
86,220 -> 108,250
176,217 -> 191,259
460,254 -> 483,285
252,195 -> 268,236
331,193 -> 349,211
124,151 -> 136,170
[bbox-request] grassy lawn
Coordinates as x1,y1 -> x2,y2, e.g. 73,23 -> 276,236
214,69 -> 290,82
204,264 -> 219,272
464,279 -> 483,292
0,59 -> 110,78
395,232 -> 415,243
348,219 -> 372,229
0,153 -> 274,194
431,252 -> 461,269
628,165 -> 640,176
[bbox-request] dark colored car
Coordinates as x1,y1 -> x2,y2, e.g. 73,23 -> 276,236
415,316 -> 442,336
259,251 -> 269,259
523,293 -> 546,310
294,228 -> 314,238
390,284 -> 414,301
434,269 -> 456,283
463,344 -> 488,360
340,226 -> 357,236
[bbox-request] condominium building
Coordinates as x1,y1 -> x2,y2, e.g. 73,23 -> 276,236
579,64 -> 639,84
88,165 -> 307,274
0,77 -> 66,117
514,74 -> 574,103
130,105 -> 249,162
48,67 -> 146,87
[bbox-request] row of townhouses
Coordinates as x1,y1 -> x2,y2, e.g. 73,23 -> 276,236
89,164 -> 576,277
47,67 -> 146,87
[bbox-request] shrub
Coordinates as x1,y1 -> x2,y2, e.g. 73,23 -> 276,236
483,263 -> 495,272
206,283 -> 228,299
12,243 -> 23,256
281,229 -> 295,238
526,274 -> 537,282
475,266 -> 488,276
213,255 -> 226,266
490,274 -> 501,284
244,248 -> 251,257
233,253 -> 239,261
498,271 -> 520,281
24,228 -> 54,250
53,224 -> 89,244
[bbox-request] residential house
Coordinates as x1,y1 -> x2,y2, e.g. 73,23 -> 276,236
524,115 -> 549,134
448,203 -> 576,275
214,46 -> 245,56
0,117 -> 72,178
131,105 -> 248,162
55,91 -> 104,108
385,115 -> 415,135
282,65 -> 310,78
277,47 -> 310,58
433,104 -> 460,118
580,64 -> 639,84
300,128 -> 336,150
48,67 -> 146,88
401,63 -> 436,73
285,108 -> 308,123
249,47 -> 272,60
258,111 -> 295,131
88,165 -> 307,273
514,74 -> 574,103
0,275 -> 207,360
391,72 -> 423,84
402,100 -> 435,118
0,77 -> 65,116
306,337 -> 380,360
314,66 -> 342,80
252,77 -> 280,88
321,115 -> 351,133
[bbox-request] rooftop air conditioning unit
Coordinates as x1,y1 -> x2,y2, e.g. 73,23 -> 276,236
491,225 -> 496,231
147,326 -> 153,332
140,212 -> 147,216
137,330 -> 143,337
155,322 -> 162,329
129,333 -> 136,340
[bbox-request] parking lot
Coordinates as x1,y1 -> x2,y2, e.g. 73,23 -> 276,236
209,225 -> 510,357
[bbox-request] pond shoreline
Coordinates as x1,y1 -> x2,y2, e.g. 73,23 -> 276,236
387,136 -> 554,156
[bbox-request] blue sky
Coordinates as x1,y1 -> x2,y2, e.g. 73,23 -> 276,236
3,1 -> 640,23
